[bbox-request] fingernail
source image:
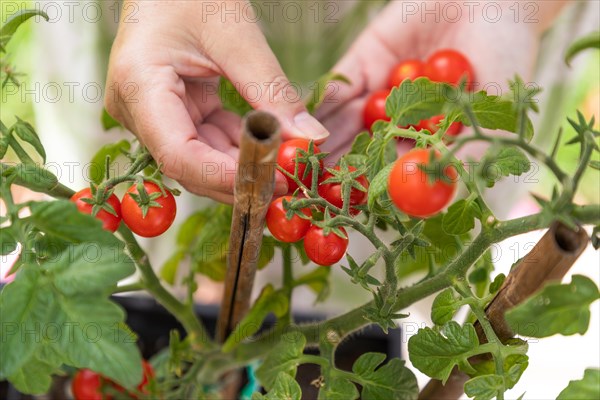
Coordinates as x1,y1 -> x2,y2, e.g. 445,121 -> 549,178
292,112 -> 330,142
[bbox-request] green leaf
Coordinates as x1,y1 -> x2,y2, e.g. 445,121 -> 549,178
223,285 -> 288,352
294,266 -> 331,303
101,108 -> 123,130
368,163 -> 394,210
386,78 -> 451,126
565,31 -> 600,66
349,131 -> 371,156
408,321 -> 480,383
262,372 -> 302,400
447,92 -> 535,140
256,332 -> 306,390
13,118 -> 46,163
46,244 -> 135,296
219,77 -> 253,116
366,129 -> 396,181
488,147 -> 531,178
442,199 -> 482,235
258,235 -> 276,270
27,200 -> 123,246
505,275 -> 600,338
306,72 -> 350,114
6,163 -> 59,193
0,267 -> 49,377
0,226 -> 18,255
160,250 -> 185,285
464,375 -> 504,400
318,376 -> 358,400
352,353 -> 418,400
8,347 -> 62,394
0,9 -> 49,37
431,288 -> 461,325
557,368 -> 600,399
89,140 -> 131,184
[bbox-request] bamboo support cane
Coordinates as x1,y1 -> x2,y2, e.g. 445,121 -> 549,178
418,222 -> 590,400
216,111 -> 281,343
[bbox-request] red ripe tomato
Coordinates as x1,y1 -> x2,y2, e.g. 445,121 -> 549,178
72,369 -> 111,400
416,115 -> 463,136
71,188 -> 122,232
266,196 -> 312,243
277,139 -> 323,191
388,149 -> 458,218
318,166 -> 369,214
388,59 -> 425,88
122,182 -> 177,237
425,49 -> 475,90
363,90 -> 391,131
303,226 -> 349,266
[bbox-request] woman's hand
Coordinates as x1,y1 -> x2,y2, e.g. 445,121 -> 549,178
105,0 -> 329,203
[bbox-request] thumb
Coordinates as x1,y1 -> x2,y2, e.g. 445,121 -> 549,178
212,25 -> 329,142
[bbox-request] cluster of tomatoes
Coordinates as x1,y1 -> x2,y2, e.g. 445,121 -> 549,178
266,139 -> 369,266
363,49 -> 475,136
70,181 -> 176,238
71,360 -> 154,400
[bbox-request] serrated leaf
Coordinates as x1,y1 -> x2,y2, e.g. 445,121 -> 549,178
318,376 -> 358,400
8,347 -> 62,395
442,199 -> 482,235
366,130 -> 396,181
0,226 -> 18,255
464,375 -> 504,400
6,163 -> 59,193
256,333 -> 306,390
431,288 -> 461,325
565,31 -> 600,66
306,72 -> 350,114
557,368 -> 600,399
489,273 -> 506,295
491,147 -> 531,177
447,92 -> 535,140
386,78 -> 451,126
89,140 -> 131,184
408,321 -> 480,383
368,162 -> 394,210
0,9 -> 49,37
349,131 -> 371,156
101,108 -> 123,130
505,275 -> 600,337
27,201 -> 122,246
13,118 -> 46,162
47,244 -> 135,296
352,353 -> 418,400
263,371 -> 302,400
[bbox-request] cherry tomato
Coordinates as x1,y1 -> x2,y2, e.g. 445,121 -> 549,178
416,115 -> 463,136
122,182 -> 176,237
425,49 -> 475,89
363,90 -> 391,131
277,139 -> 323,191
388,149 -> 458,218
304,226 -> 349,266
266,196 -> 312,243
71,188 -> 122,232
135,360 -> 155,396
318,166 -> 369,214
72,369 -> 111,400
388,59 -> 425,88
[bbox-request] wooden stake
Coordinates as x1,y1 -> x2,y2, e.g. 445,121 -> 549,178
216,111 -> 281,343
418,222 -> 589,400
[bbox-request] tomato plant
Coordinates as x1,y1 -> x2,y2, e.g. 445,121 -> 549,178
415,114 -> 463,136
277,139 -> 323,191
70,188 -> 122,232
1,10 -> 599,400
122,181 -> 177,238
363,90 -> 391,130
303,226 -> 349,266
388,149 -> 458,218
266,196 -> 312,243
